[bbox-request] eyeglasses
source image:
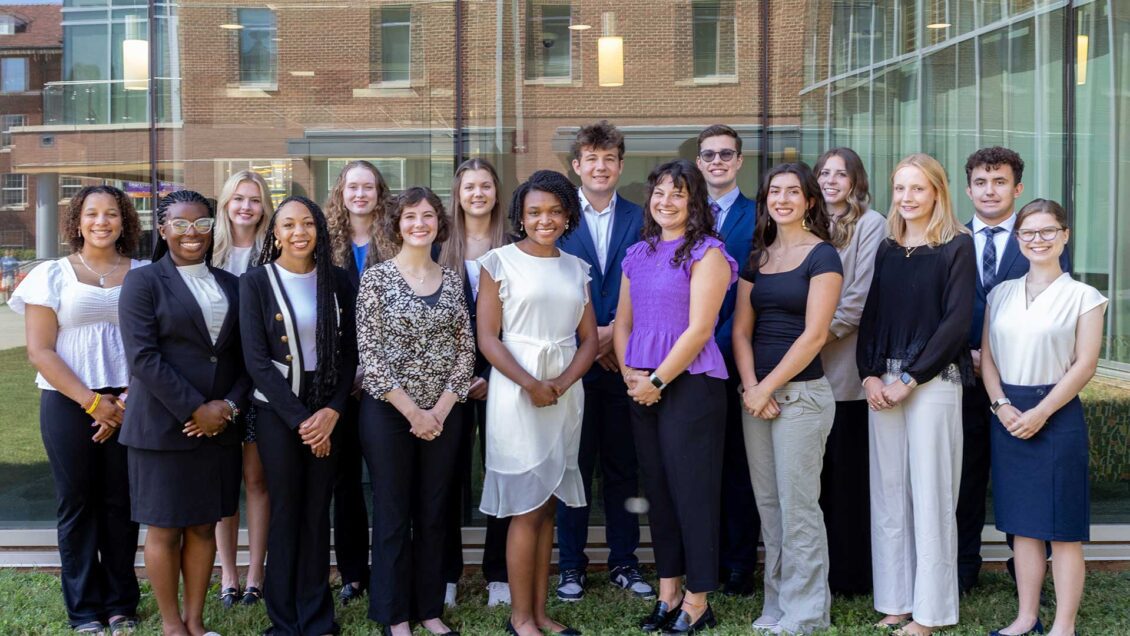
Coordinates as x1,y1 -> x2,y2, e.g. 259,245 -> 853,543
1016,226 -> 1064,242
698,149 -> 738,163
166,218 -> 216,235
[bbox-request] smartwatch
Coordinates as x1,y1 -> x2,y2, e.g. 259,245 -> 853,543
990,397 -> 1012,414
899,372 -> 917,388
649,373 -> 667,391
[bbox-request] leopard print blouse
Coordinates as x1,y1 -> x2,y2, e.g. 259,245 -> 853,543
356,260 -> 475,408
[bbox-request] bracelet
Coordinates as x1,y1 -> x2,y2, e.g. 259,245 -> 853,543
223,399 -> 240,422
83,393 -> 102,415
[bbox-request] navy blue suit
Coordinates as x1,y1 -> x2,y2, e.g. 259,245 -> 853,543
555,194 -> 644,573
712,191 -> 763,581
957,221 -> 1071,588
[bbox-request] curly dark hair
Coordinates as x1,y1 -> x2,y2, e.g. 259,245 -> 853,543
964,146 -> 1024,185
749,162 -> 832,270
571,120 -> 625,161
65,185 -> 142,255
639,159 -> 720,266
383,186 -> 451,247
151,190 -> 215,263
508,170 -> 581,240
256,195 -> 343,412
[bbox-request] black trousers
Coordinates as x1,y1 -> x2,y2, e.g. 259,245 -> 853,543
360,395 -> 463,625
442,397 -> 510,584
718,374 -> 761,577
256,405 -> 339,636
957,379 -> 992,587
630,373 -> 725,593
332,397 -> 371,587
41,388 -> 140,626
818,399 -> 872,595
556,368 -> 641,571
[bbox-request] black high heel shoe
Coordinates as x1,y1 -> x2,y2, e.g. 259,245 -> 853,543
640,599 -> 679,632
988,618 -> 1044,636
505,620 -> 520,636
663,603 -> 716,634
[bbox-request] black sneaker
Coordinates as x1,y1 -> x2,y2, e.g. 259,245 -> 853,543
610,564 -> 656,599
556,568 -> 586,602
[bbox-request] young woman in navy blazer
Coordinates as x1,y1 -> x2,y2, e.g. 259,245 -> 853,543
240,195 -> 358,636
118,190 -> 249,636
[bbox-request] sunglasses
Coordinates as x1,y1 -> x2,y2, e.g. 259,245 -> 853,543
698,149 -> 739,163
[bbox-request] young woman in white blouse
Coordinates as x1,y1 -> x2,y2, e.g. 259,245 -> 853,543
211,169 -> 275,609
12,185 -> 144,635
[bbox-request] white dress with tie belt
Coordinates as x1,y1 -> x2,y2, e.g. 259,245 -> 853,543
477,243 -> 591,518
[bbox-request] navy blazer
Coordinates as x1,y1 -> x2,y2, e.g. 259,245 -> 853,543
557,194 -> 644,327
118,255 -> 250,452
715,191 -> 757,358
967,221 -> 1072,348
239,263 -> 358,429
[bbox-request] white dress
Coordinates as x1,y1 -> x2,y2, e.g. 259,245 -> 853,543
478,243 -> 590,518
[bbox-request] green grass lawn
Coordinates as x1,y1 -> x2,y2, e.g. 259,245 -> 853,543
1,568 -> 1129,635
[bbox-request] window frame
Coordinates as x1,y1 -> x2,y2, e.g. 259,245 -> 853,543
1,114 -> 27,147
524,2 -> 573,84
236,7 -> 278,90
1,57 -> 30,94
691,0 -> 738,83
1,174 -> 28,209
372,5 -> 412,87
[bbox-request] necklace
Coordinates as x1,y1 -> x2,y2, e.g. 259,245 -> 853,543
395,256 -> 429,285
77,253 -> 123,287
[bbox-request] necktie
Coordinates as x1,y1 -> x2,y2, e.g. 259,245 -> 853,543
710,202 -> 723,232
981,226 -> 1005,289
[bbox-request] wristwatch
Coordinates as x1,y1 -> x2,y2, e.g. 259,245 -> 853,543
990,397 -> 1012,414
649,373 -> 667,391
899,372 -> 917,388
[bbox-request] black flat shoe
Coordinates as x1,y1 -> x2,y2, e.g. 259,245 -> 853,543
219,586 -> 240,609
556,629 -> 581,636
242,585 -> 263,606
663,604 -> 716,634
989,618 -> 1044,636
641,600 -> 679,632
720,569 -> 755,596
339,582 -> 365,606
505,620 -> 519,636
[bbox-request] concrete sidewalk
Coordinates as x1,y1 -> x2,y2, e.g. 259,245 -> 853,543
0,304 -> 26,350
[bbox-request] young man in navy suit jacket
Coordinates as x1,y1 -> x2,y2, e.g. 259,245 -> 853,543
696,124 -> 760,596
556,121 -> 651,601
958,147 -> 1071,593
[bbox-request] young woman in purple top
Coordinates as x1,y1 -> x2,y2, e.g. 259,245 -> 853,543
613,159 -> 737,634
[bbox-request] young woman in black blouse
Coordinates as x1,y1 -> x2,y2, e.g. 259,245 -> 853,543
356,187 -> 475,636
857,154 -> 975,636
732,162 -> 842,635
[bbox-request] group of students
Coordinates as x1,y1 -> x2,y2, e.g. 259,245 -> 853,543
13,120 -> 1105,636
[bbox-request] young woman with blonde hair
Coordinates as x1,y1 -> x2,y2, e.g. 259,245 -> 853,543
211,169 -> 275,609
857,153 -> 975,636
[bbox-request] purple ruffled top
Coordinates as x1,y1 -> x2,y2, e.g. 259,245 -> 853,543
621,235 -> 737,379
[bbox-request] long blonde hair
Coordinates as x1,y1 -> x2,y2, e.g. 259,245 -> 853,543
887,153 -> 969,246
211,170 -> 274,269
815,147 -> 871,249
325,160 -> 392,270
438,158 -> 509,278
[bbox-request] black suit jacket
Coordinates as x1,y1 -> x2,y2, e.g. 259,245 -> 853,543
239,263 -> 358,429
118,255 -> 250,451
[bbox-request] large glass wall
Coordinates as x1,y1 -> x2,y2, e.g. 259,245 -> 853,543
1,0 -> 1126,529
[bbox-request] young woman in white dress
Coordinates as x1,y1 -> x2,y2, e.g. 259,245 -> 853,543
476,170 -> 598,636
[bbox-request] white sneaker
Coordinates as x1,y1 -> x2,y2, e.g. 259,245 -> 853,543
443,582 -> 457,608
486,581 -> 512,607
751,614 -> 782,634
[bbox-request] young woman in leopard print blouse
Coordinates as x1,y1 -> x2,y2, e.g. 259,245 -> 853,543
355,186 -> 475,636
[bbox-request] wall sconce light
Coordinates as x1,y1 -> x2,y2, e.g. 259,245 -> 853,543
123,15 -> 148,91
598,12 -> 623,87
1076,34 -> 1088,85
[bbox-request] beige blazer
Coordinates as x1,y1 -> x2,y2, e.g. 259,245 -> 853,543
820,208 -> 887,401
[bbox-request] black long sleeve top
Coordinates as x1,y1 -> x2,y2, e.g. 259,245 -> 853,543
857,233 -> 976,386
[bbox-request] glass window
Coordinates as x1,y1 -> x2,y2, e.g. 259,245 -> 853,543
376,6 -> 412,85
525,3 -> 571,81
1,174 -> 27,207
692,1 -> 736,80
0,15 -> 25,34
1,114 -> 25,146
238,8 -> 277,87
1,57 -> 28,93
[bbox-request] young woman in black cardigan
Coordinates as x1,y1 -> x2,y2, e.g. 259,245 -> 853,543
240,195 -> 358,636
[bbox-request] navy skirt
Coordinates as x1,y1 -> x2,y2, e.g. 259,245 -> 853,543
128,442 -> 242,528
991,383 -> 1089,541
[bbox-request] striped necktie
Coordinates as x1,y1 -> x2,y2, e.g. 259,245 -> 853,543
981,226 -> 1005,289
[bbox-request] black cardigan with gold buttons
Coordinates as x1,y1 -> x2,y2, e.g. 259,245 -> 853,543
238,262 -> 357,429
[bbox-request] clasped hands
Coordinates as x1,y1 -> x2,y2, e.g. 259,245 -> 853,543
622,368 -> 660,407
994,403 -> 1049,440
88,392 -> 126,443
740,384 -> 780,420
408,404 -> 450,442
184,400 -> 232,439
524,377 -> 567,408
863,377 -> 913,411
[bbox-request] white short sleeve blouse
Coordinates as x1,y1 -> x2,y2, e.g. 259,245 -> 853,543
9,257 -> 147,391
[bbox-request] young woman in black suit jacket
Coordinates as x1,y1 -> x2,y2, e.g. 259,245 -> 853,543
240,195 -> 358,636
118,190 -> 249,636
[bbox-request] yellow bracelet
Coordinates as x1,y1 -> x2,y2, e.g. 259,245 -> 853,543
84,393 -> 102,415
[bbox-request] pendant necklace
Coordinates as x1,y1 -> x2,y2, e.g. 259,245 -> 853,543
77,253 -> 123,287
396,256 -> 427,285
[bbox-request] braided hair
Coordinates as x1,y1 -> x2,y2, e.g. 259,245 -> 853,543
152,190 -> 215,263
507,170 -> 581,240
639,159 -> 720,266
256,195 -> 342,412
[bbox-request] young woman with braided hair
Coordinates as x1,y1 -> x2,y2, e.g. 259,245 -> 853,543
118,190 -> 249,636
240,195 -> 358,636
477,170 -> 598,636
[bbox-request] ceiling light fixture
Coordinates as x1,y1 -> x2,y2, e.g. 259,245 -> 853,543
219,23 -> 244,30
926,22 -> 951,29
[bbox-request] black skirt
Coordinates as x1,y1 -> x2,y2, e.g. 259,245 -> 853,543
128,442 -> 241,528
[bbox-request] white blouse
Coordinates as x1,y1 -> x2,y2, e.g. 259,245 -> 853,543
176,262 -> 229,345
465,259 -> 481,301
275,265 -> 319,372
224,245 -> 255,277
987,273 -> 1108,386
9,257 -> 146,391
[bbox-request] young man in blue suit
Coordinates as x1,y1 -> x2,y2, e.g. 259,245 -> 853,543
958,146 -> 1070,593
696,124 -> 760,596
556,121 -> 652,601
